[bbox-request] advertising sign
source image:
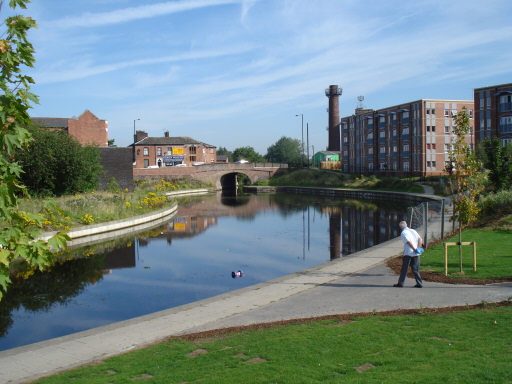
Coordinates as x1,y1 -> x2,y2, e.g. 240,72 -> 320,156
163,155 -> 185,165
173,148 -> 184,155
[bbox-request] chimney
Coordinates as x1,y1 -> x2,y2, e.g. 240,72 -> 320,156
164,131 -> 169,138
135,130 -> 148,142
325,85 -> 342,152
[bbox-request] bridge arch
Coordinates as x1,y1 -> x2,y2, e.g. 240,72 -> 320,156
218,171 -> 253,190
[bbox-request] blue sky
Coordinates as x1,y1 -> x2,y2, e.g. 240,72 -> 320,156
12,0 -> 512,154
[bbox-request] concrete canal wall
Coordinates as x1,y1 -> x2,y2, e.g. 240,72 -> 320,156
244,185 -> 443,205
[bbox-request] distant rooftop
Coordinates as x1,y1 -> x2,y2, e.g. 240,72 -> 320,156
135,136 -> 215,148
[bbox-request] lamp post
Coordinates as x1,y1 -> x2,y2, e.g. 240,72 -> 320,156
133,118 -> 140,143
306,122 -> 309,167
296,114 -> 304,167
133,118 -> 140,163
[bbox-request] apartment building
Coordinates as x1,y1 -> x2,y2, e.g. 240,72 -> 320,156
474,83 -> 512,147
132,131 -> 216,168
340,99 -> 474,176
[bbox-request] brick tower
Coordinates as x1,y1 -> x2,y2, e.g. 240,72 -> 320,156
325,85 -> 342,151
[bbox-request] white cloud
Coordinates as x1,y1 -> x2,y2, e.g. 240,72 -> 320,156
54,0 -> 242,28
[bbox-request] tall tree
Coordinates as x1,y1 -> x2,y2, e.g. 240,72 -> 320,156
448,108 -> 486,273
0,0 -> 68,301
265,136 -> 302,165
216,146 -> 232,161
232,146 -> 264,163
477,137 -> 512,191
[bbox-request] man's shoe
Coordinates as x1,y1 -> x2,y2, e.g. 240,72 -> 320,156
393,283 -> 403,287
414,284 -> 423,288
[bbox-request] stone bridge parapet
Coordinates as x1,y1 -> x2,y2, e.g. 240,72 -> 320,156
133,163 -> 287,189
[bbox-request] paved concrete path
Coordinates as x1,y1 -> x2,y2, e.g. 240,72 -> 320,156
1,234 -> 511,384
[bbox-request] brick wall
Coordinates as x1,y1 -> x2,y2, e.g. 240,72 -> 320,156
99,147 -> 134,191
68,110 -> 108,147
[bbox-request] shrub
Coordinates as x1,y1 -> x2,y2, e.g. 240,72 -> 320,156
16,126 -> 103,196
479,189 -> 512,218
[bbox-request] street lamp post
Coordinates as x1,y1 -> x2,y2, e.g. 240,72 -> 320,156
296,114 -> 304,167
133,118 -> 140,163
306,122 -> 309,167
133,118 -> 140,143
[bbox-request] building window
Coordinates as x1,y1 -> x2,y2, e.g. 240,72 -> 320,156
343,136 -> 348,143
379,130 -> 385,138
190,146 -> 197,154
469,109 -> 473,118
144,159 -> 149,168
426,143 -> 431,150
167,147 -> 172,155
392,145 -> 397,153
368,147 -> 373,154
367,132 -> 373,139
190,156 -> 196,162
143,147 -> 149,156
404,161 -> 409,171
136,149 -> 140,155
431,125 -> 436,132
444,108 -> 449,117
432,143 -> 436,150
403,144 -> 409,152
445,126 -> 450,134
379,146 -> 386,154
402,127 -> 409,135
392,129 -> 397,136
432,161 -> 436,168
427,161 -> 431,168
157,147 -> 162,156
427,126 -> 430,132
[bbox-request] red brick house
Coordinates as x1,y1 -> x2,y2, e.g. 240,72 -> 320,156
31,110 -> 108,147
132,131 -> 216,168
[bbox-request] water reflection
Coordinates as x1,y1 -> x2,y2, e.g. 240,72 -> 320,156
0,192 -> 407,350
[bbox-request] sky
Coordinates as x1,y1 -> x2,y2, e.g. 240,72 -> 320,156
7,0 -> 512,155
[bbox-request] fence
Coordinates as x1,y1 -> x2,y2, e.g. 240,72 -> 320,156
407,197 -> 456,248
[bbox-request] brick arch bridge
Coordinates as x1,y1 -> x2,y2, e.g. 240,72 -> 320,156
133,163 -> 287,189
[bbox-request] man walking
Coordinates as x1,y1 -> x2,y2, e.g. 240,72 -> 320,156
394,220 -> 423,288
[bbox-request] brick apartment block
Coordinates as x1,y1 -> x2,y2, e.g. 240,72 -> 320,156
340,99 -> 474,176
32,110 -> 108,147
474,83 -> 512,147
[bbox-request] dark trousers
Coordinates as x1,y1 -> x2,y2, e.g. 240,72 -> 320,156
398,255 -> 422,286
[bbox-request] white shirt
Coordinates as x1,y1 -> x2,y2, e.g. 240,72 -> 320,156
401,227 -> 421,256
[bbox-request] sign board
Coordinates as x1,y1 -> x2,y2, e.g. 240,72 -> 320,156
172,222 -> 186,231
173,148 -> 184,155
163,155 -> 185,165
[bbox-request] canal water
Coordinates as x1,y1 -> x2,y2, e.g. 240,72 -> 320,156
0,192 -> 408,351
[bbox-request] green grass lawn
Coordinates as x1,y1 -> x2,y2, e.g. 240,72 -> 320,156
34,305 -> 512,384
421,228 -> 512,279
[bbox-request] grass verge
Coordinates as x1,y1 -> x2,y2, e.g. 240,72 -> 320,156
11,178 -> 210,230
258,168 -> 424,193
33,303 -> 512,384
420,227 -> 512,280
387,217 -> 512,283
